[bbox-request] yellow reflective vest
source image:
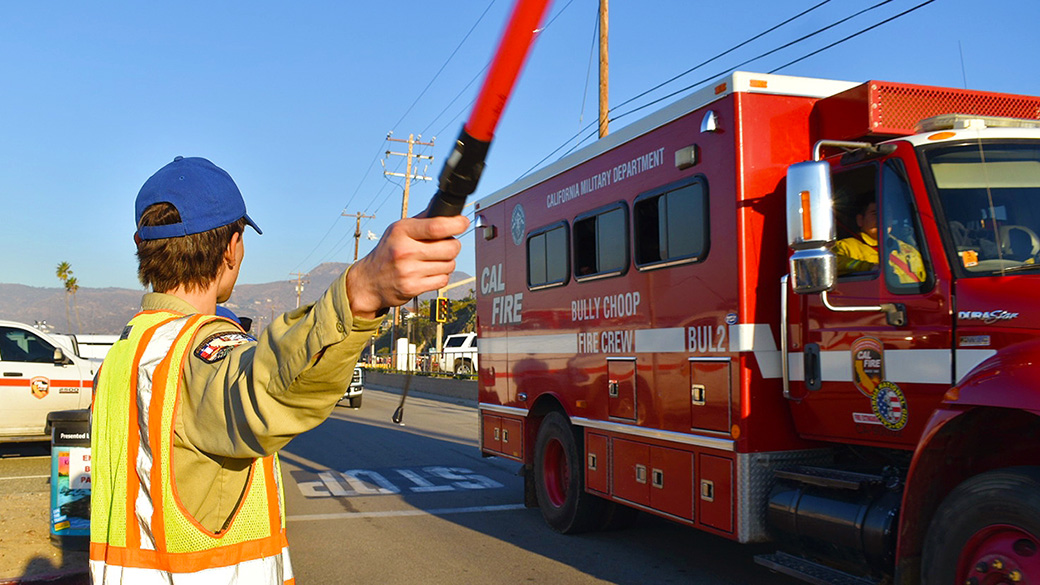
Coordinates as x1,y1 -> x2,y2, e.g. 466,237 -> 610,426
90,310 -> 293,584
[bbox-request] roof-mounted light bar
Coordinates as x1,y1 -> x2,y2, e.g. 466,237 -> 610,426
915,114 -> 1040,133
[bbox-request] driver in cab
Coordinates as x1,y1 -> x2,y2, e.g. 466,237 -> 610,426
834,199 -> 926,283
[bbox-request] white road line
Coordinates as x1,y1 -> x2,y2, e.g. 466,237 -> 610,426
287,503 -> 526,522
0,474 -> 49,481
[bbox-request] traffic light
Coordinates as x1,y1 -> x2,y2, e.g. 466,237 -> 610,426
433,297 -> 449,323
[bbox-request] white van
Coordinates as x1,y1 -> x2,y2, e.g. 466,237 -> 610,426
0,321 -> 96,441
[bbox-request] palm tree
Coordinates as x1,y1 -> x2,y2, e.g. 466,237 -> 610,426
66,277 -> 82,334
56,262 -> 72,332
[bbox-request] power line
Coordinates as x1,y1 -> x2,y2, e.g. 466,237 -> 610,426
609,0 -> 838,114
391,0 -> 499,132
519,0 -> 933,181
769,0 -> 938,73
422,67 -> 487,137
610,0 -> 904,122
518,119 -> 597,179
293,3 -> 497,273
427,0 -> 578,140
295,0 -> 579,274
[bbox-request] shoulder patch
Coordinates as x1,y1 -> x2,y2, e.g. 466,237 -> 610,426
193,331 -> 256,363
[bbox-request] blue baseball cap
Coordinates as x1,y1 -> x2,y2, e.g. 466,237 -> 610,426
135,156 -> 262,241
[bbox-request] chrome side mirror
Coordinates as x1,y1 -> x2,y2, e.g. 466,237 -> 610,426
790,249 -> 837,294
786,161 -> 837,294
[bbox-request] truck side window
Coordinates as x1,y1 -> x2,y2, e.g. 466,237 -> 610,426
634,176 -> 708,269
881,160 -> 931,293
0,327 -> 56,363
832,165 -> 879,279
573,203 -> 628,280
527,222 -> 569,289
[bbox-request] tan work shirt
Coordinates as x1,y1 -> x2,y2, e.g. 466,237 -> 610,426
141,270 -> 382,533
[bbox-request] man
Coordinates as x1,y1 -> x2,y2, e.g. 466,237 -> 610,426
89,156 -> 467,584
834,200 -> 925,283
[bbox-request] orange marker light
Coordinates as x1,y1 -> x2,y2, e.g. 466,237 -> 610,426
750,79 -> 768,89
928,131 -> 957,141
801,190 -> 813,241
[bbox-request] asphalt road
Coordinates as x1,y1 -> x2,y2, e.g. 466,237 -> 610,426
0,442 -> 50,497
279,388 -> 802,585
0,388 -> 803,584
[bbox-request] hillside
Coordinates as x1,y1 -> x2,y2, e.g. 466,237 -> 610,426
0,264 -> 473,334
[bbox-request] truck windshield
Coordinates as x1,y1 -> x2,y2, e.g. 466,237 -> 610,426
926,141 -> 1040,276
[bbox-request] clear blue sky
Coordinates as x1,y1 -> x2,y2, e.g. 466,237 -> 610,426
2,0 -> 1037,290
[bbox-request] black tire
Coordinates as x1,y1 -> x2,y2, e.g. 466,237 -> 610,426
533,411 -> 604,533
922,466 -> 1040,585
349,394 -> 363,409
454,360 -> 473,376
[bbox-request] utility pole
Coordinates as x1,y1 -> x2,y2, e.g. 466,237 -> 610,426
289,272 -> 308,309
599,0 -> 609,138
384,132 -> 435,333
341,212 -> 376,262
384,133 -> 435,220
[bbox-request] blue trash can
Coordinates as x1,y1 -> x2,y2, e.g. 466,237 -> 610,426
47,409 -> 91,550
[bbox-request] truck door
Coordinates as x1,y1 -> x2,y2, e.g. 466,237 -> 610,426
787,157 -> 953,448
0,325 -> 86,436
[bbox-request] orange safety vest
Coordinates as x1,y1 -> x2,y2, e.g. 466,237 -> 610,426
90,311 -> 293,584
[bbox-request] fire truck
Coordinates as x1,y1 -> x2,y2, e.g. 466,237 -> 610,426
473,71 -> 1040,584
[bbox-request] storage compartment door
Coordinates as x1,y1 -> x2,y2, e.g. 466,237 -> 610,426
500,417 -> 523,459
585,432 -> 609,495
482,414 -> 502,454
607,358 -> 637,420
612,438 -> 649,506
649,446 -> 693,520
689,358 -> 732,433
697,453 -> 734,533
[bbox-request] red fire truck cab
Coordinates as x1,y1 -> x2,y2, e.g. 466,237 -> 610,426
474,71 -> 1040,584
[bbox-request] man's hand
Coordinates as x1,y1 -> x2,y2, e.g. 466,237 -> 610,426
346,215 -> 470,320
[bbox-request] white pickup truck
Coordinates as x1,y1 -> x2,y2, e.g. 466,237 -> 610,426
0,321 -> 96,441
340,365 -> 364,408
441,332 -> 478,376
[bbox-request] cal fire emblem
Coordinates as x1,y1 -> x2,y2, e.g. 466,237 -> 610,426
31,377 -> 50,399
851,337 -> 884,397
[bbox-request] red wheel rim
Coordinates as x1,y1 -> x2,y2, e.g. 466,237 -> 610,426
542,437 -> 569,508
958,523 -> 1039,584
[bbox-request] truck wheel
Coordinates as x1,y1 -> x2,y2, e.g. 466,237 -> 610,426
533,411 -> 603,533
454,360 -> 473,376
921,467 -> 1040,585
349,395 -> 363,409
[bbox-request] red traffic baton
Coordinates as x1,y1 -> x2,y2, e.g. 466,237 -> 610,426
423,0 -> 553,218
394,0 -> 553,425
